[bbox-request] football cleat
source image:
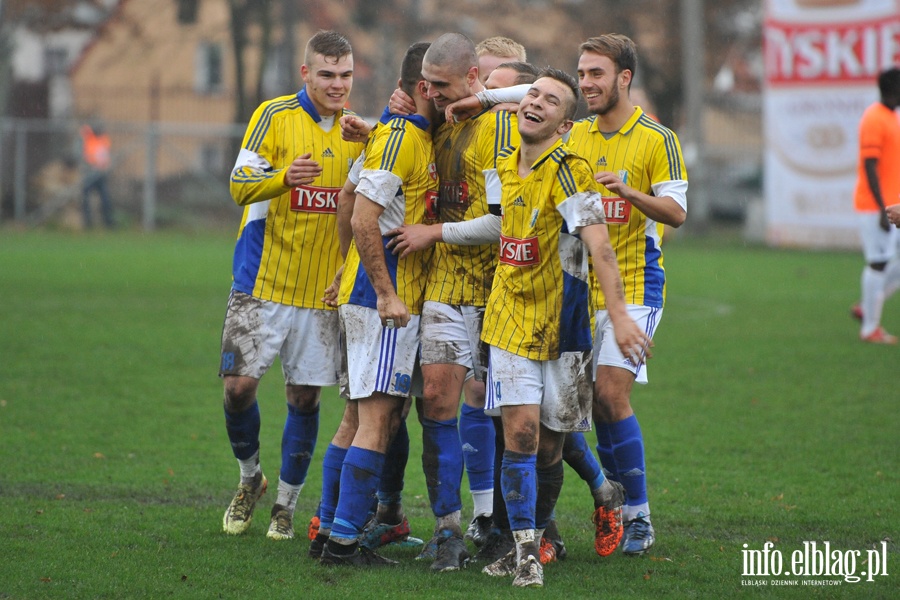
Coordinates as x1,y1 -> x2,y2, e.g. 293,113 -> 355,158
474,528 -> 515,563
512,554 -> 544,588
266,504 -> 294,540
464,514 -> 493,547
538,536 -> 557,564
482,547 -> 517,577
542,519 -> 567,560
222,473 -> 267,535
850,303 -> 863,321
861,327 -> 898,344
415,534 -> 440,561
320,542 -> 399,567
431,534 -> 470,572
308,533 -> 328,559
592,479 -> 625,556
622,512 -> 655,556
360,515 -> 412,550
307,514 -> 320,541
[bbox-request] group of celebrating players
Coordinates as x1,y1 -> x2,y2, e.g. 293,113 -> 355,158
217,28 -> 688,589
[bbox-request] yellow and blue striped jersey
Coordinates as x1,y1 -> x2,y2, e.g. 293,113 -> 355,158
338,114 -> 438,314
229,87 -> 365,309
482,140 -> 601,361
426,109 -> 518,307
567,107 -> 687,309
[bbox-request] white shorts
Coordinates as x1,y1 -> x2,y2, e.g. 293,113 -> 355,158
858,212 -> 900,264
484,345 -> 593,433
339,303 -> 421,400
592,305 -> 662,384
419,301 -> 488,382
219,290 -> 340,386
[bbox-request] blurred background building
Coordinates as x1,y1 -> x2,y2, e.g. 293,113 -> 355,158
0,0 -> 845,241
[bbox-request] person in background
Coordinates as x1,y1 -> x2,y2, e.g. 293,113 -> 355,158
80,121 -> 114,229
851,67 -> 900,344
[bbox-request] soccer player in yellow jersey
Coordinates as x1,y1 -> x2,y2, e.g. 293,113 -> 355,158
311,42 -> 441,567
219,31 -> 365,541
570,34 -> 688,556
480,68 -> 650,588
380,33 -> 518,570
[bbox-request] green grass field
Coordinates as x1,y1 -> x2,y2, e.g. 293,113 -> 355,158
0,229 -> 896,599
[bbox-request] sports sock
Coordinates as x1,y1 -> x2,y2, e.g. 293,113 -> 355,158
535,460 -> 564,530
459,403 -> 495,508
279,403 -> 318,486
609,414 -> 649,522
421,417 -> 464,518
594,421 -> 619,482
513,528 -> 536,561
331,446 -> 385,542
374,419 -> 409,524
563,431 -> 606,491
491,417 -> 510,530
861,265 -> 887,336
501,449 -> 537,532
224,401 -> 261,481
275,479 -> 303,513
882,256 -> 900,300
318,443 -> 348,532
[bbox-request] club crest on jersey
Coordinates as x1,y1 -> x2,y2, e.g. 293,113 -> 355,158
499,234 -> 540,267
427,162 -> 438,181
601,196 -> 631,224
425,190 -> 439,221
322,148 -> 334,158
291,185 -> 339,214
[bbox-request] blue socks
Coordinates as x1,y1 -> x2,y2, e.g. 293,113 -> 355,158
459,404 -> 495,494
331,446 -> 385,541
280,403 -> 318,486
501,449 -> 537,532
318,443 -> 348,531
224,402 -> 260,460
594,422 -> 619,482
604,415 -> 647,509
421,417 -> 464,517
563,431 -> 606,491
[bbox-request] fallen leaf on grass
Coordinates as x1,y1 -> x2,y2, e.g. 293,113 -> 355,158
35,510 -> 44,515
767,536 -> 779,543
55,494 -> 65,500
771,493 -> 783,502
650,556 -> 673,562
40,578 -> 51,583
643,570 -> 654,580
181,575 -> 188,582
0,399 -> 7,407
167,468 -> 175,476
83,508 -> 93,513
93,453 -> 106,459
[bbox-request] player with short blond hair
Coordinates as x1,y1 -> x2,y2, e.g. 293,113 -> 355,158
220,30 -> 364,541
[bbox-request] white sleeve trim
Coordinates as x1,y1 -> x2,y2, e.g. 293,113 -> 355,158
233,147 -> 272,172
442,214 -> 501,245
484,168 -> 501,208
356,168 -> 403,209
557,191 -> 606,236
651,179 -> 688,212
347,152 -> 366,186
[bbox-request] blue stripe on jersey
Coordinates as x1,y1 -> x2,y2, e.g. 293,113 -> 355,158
642,233 -> 664,307
347,237 -> 400,309
375,328 -> 398,392
231,218 -> 267,295
245,97 -> 300,153
231,168 -> 276,184
380,125 -> 406,171
492,112 -> 512,168
556,161 -> 578,198
559,271 -> 592,353
638,114 -> 682,181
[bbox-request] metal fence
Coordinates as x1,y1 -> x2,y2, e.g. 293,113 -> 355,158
0,108 -> 764,232
0,117 -> 248,231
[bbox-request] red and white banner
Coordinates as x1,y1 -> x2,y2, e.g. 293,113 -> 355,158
763,0 -> 900,248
